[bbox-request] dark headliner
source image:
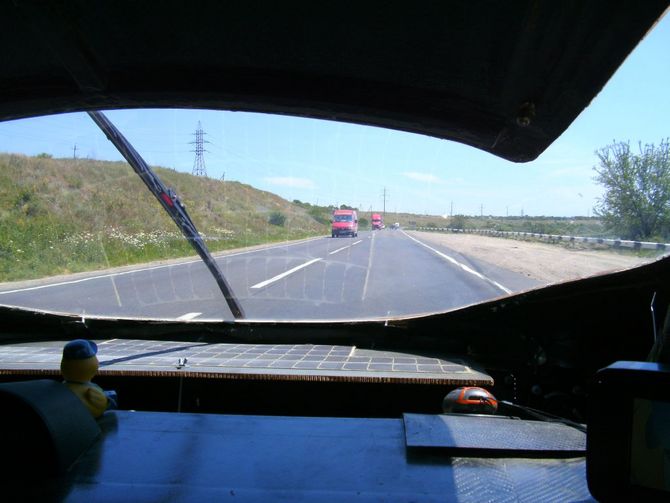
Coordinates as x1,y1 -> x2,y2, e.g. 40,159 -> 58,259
2,1 -> 668,162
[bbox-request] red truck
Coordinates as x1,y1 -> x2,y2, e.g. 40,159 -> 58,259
371,213 -> 383,230
331,209 -> 358,237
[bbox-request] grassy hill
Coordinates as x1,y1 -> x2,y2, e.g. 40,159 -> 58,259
0,153 -> 328,281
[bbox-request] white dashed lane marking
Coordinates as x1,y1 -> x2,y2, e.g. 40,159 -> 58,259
251,258 -> 323,289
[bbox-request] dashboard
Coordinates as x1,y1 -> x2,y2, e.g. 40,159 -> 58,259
0,339 -> 593,502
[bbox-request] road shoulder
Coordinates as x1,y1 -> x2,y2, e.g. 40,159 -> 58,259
409,231 -> 655,284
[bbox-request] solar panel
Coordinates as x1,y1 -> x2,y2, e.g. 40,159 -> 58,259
0,339 -> 493,385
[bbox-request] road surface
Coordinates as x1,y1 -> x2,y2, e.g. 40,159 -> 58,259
0,230 -> 540,321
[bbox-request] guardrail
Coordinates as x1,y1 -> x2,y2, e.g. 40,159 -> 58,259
414,227 -> 670,251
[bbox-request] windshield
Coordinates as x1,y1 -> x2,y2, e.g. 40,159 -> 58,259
0,17 -> 668,323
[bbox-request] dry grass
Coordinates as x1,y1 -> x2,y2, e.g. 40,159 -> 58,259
0,153 -> 327,281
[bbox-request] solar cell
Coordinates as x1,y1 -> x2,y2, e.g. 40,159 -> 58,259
0,340 -> 493,385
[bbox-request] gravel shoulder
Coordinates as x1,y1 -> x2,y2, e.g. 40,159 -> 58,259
410,231 -> 660,284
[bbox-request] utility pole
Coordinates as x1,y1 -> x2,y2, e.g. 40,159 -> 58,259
450,201 -> 453,217
72,144 -> 78,159
190,121 -> 209,176
381,187 -> 388,219
480,204 -> 483,217
221,172 -> 225,204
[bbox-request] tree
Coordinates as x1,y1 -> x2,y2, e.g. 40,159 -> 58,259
593,139 -> 670,240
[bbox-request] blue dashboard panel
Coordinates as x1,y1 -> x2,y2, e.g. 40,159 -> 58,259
14,410 -> 593,502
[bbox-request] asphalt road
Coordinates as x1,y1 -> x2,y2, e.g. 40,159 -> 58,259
0,230 -> 540,321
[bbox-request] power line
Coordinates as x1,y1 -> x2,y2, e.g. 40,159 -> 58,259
381,187 -> 388,218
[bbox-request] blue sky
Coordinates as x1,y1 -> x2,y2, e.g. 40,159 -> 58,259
0,13 -> 668,218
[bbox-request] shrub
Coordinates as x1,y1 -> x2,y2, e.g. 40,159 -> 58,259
268,211 -> 286,226
451,215 -> 467,229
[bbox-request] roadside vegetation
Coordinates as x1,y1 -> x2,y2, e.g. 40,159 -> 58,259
593,139 -> 670,242
0,153 -> 328,282
387,213 -> 609,237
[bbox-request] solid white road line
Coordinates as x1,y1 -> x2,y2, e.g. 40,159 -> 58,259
0,236 -> 328,296
401,230 -> 512,295
176,312 -> 202,321
0,262 -> 193,296
250,258 -> 323,289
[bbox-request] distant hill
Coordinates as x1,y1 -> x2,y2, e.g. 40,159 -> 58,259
0,153 -> 328,281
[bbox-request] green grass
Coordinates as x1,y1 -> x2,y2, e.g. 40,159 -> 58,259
0,153 -> 328,282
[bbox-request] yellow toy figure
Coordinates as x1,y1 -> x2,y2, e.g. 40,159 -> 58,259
61,339 -> 117,418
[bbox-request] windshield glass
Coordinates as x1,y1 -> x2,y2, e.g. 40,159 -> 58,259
0,16 -> 668,322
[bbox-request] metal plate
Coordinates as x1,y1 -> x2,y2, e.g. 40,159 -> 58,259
404,413 -> 586,457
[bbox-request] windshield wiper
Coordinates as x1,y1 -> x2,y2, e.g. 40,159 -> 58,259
88,111 -> 245,319
499,400 -> 586,433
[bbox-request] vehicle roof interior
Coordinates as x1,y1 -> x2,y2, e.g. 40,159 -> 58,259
2,2 -> 668,162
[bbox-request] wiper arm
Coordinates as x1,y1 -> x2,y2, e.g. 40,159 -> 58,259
499,400 -> 586,433
88,111 -> 245,319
